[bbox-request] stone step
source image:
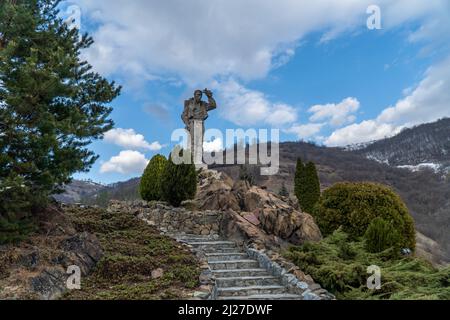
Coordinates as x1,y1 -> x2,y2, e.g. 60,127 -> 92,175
188,241 -> 238,251
187,241 -> 236,246
217,285 -> 286,297
212,268 -> 271,278
201,247 -> 240,254
177,236 -> 220,242
206,252 -> 248,261
216,276 -> 280,287
209,260 -> 260,270
218,293 -> 303,300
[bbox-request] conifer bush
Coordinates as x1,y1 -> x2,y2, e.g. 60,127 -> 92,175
303,162 -> 321,213
161,148 -> 197,207
294,159 -> 321,213
139,155 -> 168,201
313,182 -> 415,250
364,217 -> 401,253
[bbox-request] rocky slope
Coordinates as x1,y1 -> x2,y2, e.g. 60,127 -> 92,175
0,205 -> 104,299
0,203 -> 202,300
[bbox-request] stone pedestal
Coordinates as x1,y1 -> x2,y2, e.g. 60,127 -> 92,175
192,120 -> 207,170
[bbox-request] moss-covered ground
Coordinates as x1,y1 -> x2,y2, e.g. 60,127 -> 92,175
63,206 -> 200,300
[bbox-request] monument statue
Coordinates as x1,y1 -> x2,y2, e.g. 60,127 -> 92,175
182,89 -> 217,168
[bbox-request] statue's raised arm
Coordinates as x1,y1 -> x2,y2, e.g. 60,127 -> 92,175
203,88 -> 217,112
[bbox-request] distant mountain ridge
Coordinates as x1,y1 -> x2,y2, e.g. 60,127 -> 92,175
352,118 -> 450,170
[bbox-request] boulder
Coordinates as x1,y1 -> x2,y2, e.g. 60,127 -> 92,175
29,268 -> 67,300
197,169 -> 322,245
59,232 -> 104,276
220,210 -> 282,250
235,183 -> 322,244
195,169 -> 240,211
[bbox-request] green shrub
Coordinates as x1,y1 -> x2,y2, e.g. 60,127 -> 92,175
161,148 -> 197,207
294,158 -> 305,206
284,230 -> 450,300
364,217 -> 401,253
313,182 -> 415,250
139,155 -> 168,201
294,159 -> 321,213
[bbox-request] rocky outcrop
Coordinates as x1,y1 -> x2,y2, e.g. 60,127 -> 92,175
58,232 -> 104,275
234,182 -> 322,244
27,231 -> 103,300
196,169 -> 322,246
196,169 -> 240,211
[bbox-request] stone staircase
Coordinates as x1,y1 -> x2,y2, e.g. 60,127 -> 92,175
176,235 -> 304,300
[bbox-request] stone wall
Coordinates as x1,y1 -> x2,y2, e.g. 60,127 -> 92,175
108,200 -> 222,236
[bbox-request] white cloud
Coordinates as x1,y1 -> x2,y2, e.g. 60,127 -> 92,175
104,128 -> 163,151
267,104 -> 298,126
325,55 -> 450,146
325,120 -> 401,146
74,0 -> 450,84
212,79 -> 297,127
147,141 -> 164,151
100,150 -> 149,174
285,123 -> 325,139
203,138 -> 223,153
309,97 -> 360,127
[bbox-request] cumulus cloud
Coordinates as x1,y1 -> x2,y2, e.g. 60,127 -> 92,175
285,123 -> 325,139
74,0 -> 450,84
325,120 -> 401,146
325,55 -> 450,146
100,150 -> 149,174
212,79 -> 297,127
104,128 -> 163,151
309,97 -> 360,127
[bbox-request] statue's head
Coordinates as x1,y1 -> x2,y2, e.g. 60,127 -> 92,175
194,90 -> 203,103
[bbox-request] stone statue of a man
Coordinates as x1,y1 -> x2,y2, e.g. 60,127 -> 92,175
181,89 -> 217,168
182,89 -> 217,136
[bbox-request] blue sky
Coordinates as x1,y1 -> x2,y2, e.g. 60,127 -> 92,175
65,1 -> 450,184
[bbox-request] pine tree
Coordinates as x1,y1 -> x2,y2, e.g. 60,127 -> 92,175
140,154 -> 167,201
0,0 -> 121,242
303,162 -> 321,213
294,158 -> 321,213
161,148 -> 197,207
294,158 -> 305,205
